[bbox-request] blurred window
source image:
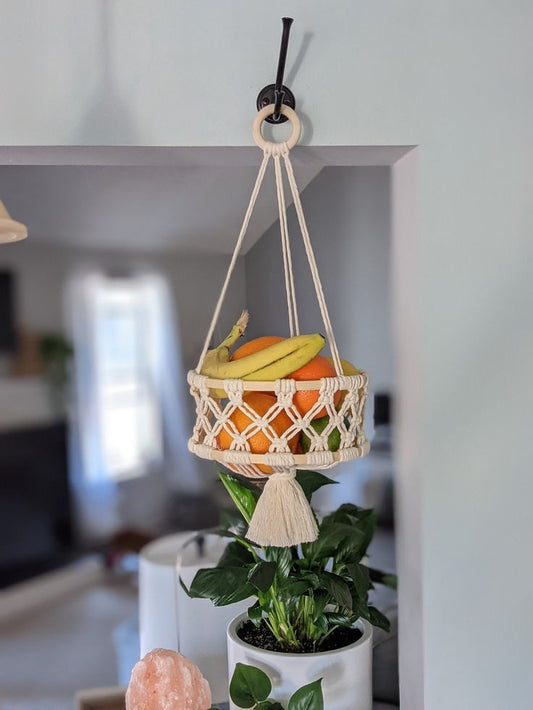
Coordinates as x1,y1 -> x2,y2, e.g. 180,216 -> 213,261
92,279 -> 162,481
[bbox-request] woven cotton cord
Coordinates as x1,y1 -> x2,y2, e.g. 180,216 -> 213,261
195,149 -> 272,372
273,148 -> 300,337
246,468 -> 319,547
282,151 -> 344,377
195,111 -> 343,378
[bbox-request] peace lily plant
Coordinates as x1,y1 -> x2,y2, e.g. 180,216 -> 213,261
184,469 -> 396,654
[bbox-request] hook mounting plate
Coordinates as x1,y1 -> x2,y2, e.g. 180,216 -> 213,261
256,84 -> 296,124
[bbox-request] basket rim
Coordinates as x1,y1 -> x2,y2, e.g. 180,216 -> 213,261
189,440 -> 370,466
187,369 -> 368,391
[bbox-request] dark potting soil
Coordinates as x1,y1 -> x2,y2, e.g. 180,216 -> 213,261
237,619 -> 362,654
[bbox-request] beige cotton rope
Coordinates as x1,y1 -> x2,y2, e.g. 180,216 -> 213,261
274,152 -> 300,337
195,150 -> 271,373
188,104 -> 369,546
246,469 -> 318,547
196,104 -> 343,375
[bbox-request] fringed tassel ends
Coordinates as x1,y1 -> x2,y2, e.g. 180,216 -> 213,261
246,470 -> 319,547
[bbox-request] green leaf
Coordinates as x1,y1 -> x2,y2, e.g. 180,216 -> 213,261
264,546 -> 293,579
218,541 -> 256,568
220,506 -> 249,536
307,523 -> 366,563
188,567 -> 254,605
299,571 -> 321,588
218,467 -> 263,495
280,579 -> 311,597
310,590 -> 330,621
324,611 -> 356,628
322,506 -> 377,558
367,566 -> 398,590
230,663 -> 272,707
287,678 -> 323,710
295,470 -> 337,502
179,574 -> 192,597
219,471 -> 259,524
209,527 -> 261,548
255,702 -> 284,710
248,600 -> 263,626
322,504 -> 375,537
320,572 -> 352,610
313,614 -> 328,636
365,605 -> 391,632
210,526 -> 244,540
248,561 -> 276,592
346,563 -> 371,598
321,502 -> 365,524
356,603 -> 391,632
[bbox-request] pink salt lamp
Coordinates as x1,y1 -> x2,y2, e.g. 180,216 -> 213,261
126,648 -> 212,710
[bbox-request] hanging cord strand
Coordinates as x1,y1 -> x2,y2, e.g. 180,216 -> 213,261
273,150 -> 300,337
196,150 -> 271,372
274,153 -> 295,336
282,151 -> 343,376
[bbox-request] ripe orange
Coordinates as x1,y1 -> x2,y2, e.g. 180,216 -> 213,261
287,355 -> 341,419
217,392 -> 299,474
231,335 -> 285,360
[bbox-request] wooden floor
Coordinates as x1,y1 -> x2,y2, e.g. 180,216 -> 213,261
0,563 -> 137,710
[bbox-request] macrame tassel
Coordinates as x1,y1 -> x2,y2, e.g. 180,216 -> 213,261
246,470 -> 318,547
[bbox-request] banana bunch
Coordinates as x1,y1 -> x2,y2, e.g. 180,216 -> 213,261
200,311 -> 325,388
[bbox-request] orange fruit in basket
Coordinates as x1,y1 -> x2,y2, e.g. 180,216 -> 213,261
217,392 -> 299,474
287,355 -> 341,419
231,335 -> 285,360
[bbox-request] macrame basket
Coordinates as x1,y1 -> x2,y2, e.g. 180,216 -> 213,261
188,105 -> 370,547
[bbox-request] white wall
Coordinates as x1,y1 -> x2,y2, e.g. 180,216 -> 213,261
245,167 -> 393,392
2,2 -> 533,708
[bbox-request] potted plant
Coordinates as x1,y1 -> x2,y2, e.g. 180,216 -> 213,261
183,470 -> 396,710
39,332 -> 74,416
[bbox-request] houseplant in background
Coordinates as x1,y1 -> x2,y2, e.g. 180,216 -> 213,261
183,469 -> 396,710
39,332 -> 74,416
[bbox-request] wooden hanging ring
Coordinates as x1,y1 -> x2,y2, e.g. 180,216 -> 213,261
253,104 -> 301,151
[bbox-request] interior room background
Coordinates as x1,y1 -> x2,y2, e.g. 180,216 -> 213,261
0,164 -> 392,554
2,2 -> 531,708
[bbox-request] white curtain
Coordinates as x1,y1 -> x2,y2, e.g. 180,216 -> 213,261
67,270 -> 119,541
66,269 -> 201,543
136,272 -> 203,493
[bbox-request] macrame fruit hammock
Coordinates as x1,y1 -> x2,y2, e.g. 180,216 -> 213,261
188,104 -> 369,547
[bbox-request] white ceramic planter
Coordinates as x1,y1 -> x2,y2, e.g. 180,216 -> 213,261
227,613 -> 373,710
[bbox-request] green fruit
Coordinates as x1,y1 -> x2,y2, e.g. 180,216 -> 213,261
301,415 -> 342,453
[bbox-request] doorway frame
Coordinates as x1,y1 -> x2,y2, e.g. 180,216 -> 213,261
0,143 -> 422,708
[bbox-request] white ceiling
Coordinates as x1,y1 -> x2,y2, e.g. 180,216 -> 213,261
0,164 -> 322,255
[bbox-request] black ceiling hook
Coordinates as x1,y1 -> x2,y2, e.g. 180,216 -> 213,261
256,17 -> 296,124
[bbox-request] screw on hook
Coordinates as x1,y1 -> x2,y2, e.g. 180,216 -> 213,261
256,17 -> 296,125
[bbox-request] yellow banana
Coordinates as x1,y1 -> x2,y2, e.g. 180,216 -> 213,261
200,311 -> 249,396
202,333 -> 325,381
325,356 -> 363,377
243,334 -> 325,380
200,310 -> 249,372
